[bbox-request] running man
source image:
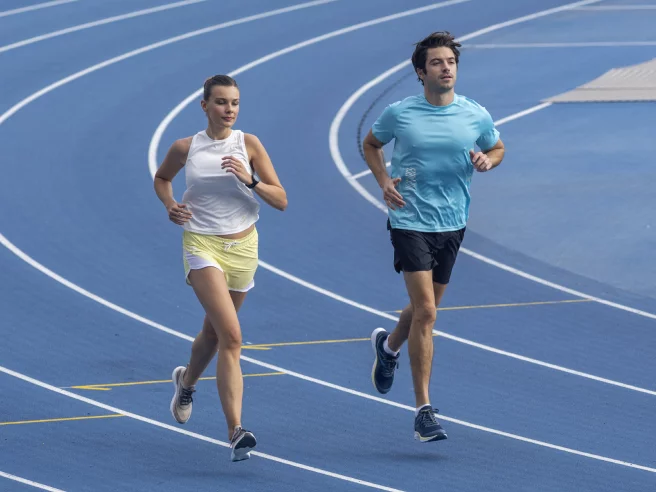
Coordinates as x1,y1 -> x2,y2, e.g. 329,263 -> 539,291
362,32 -> 505,442
154,75 -> 287,461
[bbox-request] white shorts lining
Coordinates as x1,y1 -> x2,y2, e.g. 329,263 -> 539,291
184,251 -> 254,292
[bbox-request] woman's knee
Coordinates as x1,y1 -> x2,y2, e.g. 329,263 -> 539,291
218,327 -> 242,351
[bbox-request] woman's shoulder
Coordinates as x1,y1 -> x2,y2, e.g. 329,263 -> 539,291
172,135 -> 194,151
243,132 -> 264,151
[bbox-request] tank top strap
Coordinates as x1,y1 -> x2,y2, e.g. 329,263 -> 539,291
235,130 -> 252,174
236,130 -> 246,155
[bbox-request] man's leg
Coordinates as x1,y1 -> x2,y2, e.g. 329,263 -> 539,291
403,271 -> 449,442
388,280 -> 447,352
403,270 -> 437,409
372,225 -> 434,394
387,303 -> 413,352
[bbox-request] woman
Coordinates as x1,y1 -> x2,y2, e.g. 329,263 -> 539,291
154,74 -> 287,462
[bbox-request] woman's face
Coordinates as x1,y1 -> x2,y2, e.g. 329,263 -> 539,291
202,85 -> 240,128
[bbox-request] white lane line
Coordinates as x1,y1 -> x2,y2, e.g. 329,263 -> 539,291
493,102 -> 553,125
0,365 -> 405,492
1,233 -> 655,472
240,356 -> 656,474
0,471 -> 65,492
257,260 -> 656,397
0,0 -> 77,19
465,41 -> 656,48
5,229 -> 653,397
1,0 -> 655,474
0,0 -> 208,54
352,161 -> 390,179
574,5 -> 656,10
147,0 -> 471,177
0,0 -> 338,126
0,0 -> 649,406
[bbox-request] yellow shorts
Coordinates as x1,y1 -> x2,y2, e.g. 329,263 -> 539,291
182,228 -> 259,292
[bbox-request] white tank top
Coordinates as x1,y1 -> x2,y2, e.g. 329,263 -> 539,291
181,130 -> 260,235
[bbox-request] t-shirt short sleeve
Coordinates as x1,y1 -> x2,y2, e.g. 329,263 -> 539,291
475,106 -> 500,151
371,103 -> 399,145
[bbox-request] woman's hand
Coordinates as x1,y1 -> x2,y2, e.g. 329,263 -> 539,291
166,201 -> 192,225
221,155 -> 253,186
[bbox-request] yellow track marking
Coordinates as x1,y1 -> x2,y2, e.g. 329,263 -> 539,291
394,298 -> 592,313
70,372 -> 284,391
0,414 -> 123,426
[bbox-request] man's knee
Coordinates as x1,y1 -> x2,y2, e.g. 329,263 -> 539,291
412,302 -> 437,326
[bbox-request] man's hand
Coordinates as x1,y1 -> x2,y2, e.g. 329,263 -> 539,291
382,177 -> 405,210
470,149 -> 493,172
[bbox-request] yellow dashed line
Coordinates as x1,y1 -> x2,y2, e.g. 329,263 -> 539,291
395,298 -> 592,313
0,414 -> 123,426
70,372 -> 284,391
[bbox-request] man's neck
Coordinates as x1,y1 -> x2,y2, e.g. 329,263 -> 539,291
424,88 -> 455,107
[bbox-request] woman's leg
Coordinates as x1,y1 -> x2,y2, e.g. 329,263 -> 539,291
187,266 -> 245,439
183,290 -> 247,387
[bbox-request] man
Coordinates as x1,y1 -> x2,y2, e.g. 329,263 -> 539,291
362,31 -> 505,442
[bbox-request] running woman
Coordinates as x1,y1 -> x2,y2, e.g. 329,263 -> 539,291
154,74 -> 287,461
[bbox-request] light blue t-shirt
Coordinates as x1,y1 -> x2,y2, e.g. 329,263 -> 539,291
372,93 -> 500,232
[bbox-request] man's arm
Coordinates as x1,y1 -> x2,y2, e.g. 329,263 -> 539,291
470,138 -> 505,172
362,130 -> 405,209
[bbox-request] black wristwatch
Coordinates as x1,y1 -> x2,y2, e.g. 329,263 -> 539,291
246,176 -> 259,189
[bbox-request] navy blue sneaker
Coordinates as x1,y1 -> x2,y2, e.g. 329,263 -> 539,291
414,407 -> 448,442
371,327 -> 399,394
230,426 -> 257,462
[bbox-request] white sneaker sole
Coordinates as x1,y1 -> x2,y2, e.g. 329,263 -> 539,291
414,430 -> 448,442
370,327 -> 388,392
170,366 -> 190,424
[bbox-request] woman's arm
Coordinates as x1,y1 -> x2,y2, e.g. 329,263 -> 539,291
222,133 -> 288,211
154,137 -> 193,225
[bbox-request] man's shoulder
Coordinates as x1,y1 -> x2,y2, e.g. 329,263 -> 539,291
455,94 -> 490,115
385,94 -> 424,114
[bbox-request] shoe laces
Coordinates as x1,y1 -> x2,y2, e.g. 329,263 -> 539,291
179,386 -> 195,406
231,426 -> 252,445
380,352 -> 399,377
419,407 -> 440,427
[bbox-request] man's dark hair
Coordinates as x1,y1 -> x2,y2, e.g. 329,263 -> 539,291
411,31 -> 461,85
203,75 -> 239,101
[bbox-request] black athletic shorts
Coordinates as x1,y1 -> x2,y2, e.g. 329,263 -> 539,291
388,219 -> 465,285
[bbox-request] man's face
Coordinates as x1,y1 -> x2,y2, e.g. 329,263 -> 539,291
418,46 -> 457,92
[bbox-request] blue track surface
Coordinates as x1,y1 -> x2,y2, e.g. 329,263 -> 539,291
1,0 -> 655,491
